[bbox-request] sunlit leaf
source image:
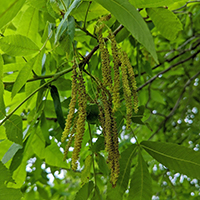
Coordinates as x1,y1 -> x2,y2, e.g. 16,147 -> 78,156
0,0 -> 26,29
93,0 -> 158,63
129,0 -> 188,8
0,35 -> 39,56
147,8 -> 183,40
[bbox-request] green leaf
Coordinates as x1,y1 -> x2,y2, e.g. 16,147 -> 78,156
91,186 -> 103,200
0,161 -> 22,200
0,35 -> 39,56
11,58 -> 34,98
2,143 -> 22,164
93,0 -> 158,63
96,153 -> 109,176
0,186 -> 23,200
0,161 -> 14,184
151,90 -> 166,105
55,0 -> 81,43
81,155 -> 92,184
71,1 -> 109,22
86,104 -> 99,124
0,54 -> 5,120
141,141 -> 200,179
128,150 -> 152,200
147,8 -> 183,40
90,136 -> 105,152
106,144 -> 137,200
4,115 -> 23,145
45,140 -> 68,168
74,181 -> 94,200
0,0 -> 26,29
9,147 -> 24,173
129,0 -> 188,8
52,78 -> 71,91
17,6 -> 39,41
50,85 -> 65,130
31,127 -> 46,159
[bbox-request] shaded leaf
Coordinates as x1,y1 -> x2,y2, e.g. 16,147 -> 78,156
0,0 -> 26,29
52,78 -> 71,91
74,181 -> 94,200
90,136 -> 105,152
50,85 -> 65,130
147,8 -> 182,40
0,35 -> 39,56
4,115 -> 23,145
96,153 -> 110,176
55,0 -> 81,43
128,150 -> 152,200
141,141 -> 200,179
94,0 -> 158,63
91,186 -> 103,200
151,90 -> 166,105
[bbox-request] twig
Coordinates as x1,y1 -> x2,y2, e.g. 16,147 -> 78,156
148,70 -> 200,140
0,67 -> 73,125
137,49 -> 200,92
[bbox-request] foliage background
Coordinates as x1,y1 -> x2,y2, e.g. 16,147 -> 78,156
0,0 -> 200,199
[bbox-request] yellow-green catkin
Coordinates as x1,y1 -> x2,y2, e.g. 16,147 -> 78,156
98,31 -> 112,89
120,51 -> 132,128
72,71 -> 87,170
124,52 -> 138,113
63,114 -> 78,161
110,114 -> 120,187
61,63 -> 78,142
109,32 -> 121,112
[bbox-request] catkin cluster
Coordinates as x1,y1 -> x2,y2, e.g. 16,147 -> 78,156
97,24 -> 138,186
61,63 -> 87,170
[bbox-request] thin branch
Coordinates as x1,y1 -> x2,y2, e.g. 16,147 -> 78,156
148,70 -> 200,140
172,1 -> 200,11
0,67 -> 73,125
137,49 -> 200,92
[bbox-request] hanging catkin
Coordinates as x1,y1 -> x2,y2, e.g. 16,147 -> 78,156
124,52 -> 138,114
109,32 -> 121,113
120,51 -> 133,128
61,63 -> 78,143
72,71 -> 87,170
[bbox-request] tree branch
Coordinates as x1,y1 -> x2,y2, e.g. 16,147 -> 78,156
137,49 -> 200,92
148,70 -> 200,140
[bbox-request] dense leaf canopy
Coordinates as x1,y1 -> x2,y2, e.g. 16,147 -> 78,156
0,0 -> 200,199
